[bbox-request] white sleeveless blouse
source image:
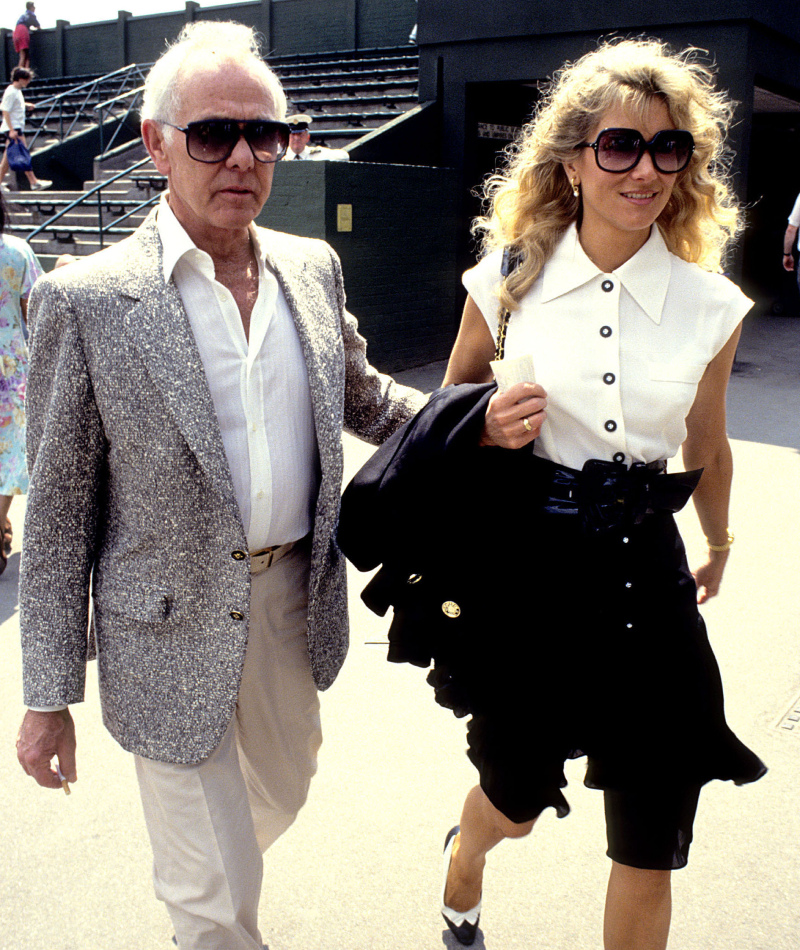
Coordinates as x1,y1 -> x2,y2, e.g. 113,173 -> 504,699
463,224 -> 752,470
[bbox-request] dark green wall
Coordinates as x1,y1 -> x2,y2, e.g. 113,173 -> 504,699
1,0 -> 418,80
258,161 -> 458,372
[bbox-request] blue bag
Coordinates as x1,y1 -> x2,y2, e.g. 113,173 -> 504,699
6,138 -> 32,172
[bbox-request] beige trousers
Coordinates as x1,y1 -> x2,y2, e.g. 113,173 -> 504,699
134,539 -> 322,950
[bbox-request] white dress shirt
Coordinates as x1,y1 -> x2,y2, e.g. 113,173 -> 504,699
464,223 -> 752,470
158,197 -> 319,552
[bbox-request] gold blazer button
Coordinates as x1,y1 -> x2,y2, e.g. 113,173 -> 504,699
231,551 -> 247,560
229,610 -> 245,621
441,601 -> 461,619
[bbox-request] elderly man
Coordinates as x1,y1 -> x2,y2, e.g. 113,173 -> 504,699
15,21 -> 423,950
283,113 -> 350,161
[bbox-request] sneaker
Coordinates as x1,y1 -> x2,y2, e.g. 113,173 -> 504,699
31,179 -> 52,190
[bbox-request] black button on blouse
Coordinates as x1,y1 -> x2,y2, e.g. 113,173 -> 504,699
613,451 -> 625,463
600,325 -> 612,338
603,372 -> 616,385
605,420 -> 617,432
601,280 -> 614,292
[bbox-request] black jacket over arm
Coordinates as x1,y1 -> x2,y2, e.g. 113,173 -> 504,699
339,382 -> 539,716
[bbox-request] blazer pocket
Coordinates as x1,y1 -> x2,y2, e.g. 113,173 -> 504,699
648,361 -> 707,384
93,572 -> 171,623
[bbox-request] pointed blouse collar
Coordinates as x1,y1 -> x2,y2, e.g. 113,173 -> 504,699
539,222 -> 672,325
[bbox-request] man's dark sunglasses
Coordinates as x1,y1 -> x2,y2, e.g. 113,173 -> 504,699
580,128 -> 695,174
161,119 -> 291,164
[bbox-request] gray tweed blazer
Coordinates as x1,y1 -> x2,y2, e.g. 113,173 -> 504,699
20,212 -> 425,764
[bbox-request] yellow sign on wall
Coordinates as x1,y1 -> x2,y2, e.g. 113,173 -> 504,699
337,204 -> 353,232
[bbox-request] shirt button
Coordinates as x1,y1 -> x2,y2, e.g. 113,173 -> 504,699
625,581 -> 633,588
604,419 -> 617,432
600,325 -> 613,338
601,280 -> 614,292
622,537 -> 630,544
626,622 -> 634,629
613,452 -> 625,463
231,550 -> 247,561
603,372 -> 616,385
230,610 -> 245,621
256,490 -> 265,499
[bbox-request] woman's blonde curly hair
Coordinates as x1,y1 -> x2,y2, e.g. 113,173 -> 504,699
475,38 -> 742,311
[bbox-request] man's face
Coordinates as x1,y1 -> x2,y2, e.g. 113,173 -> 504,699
289,129 -> 310,154
144,59 -> 279,248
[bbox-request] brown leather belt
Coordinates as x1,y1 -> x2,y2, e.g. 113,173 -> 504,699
249,544 -> 282,573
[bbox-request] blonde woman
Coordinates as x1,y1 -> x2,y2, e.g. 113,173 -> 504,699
438,39 -> 766,950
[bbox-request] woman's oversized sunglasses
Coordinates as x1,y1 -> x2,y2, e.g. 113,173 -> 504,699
160,119 -> 291,164
580,128 -> 695,174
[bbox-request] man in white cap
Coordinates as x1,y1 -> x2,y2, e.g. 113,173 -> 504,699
283,114 -> 349,161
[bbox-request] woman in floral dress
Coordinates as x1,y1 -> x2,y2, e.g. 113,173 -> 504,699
0,192 -> 42,572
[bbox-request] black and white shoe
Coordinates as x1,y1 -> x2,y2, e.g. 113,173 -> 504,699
441,825 -> 482,946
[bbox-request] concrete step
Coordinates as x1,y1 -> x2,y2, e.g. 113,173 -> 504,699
28,231 -> 134,257
9,209 -> 150,231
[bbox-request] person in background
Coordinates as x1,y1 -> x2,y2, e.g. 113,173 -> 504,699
13,3 -> 41,70
781,191 -> 799,286
283,114 -> 350,161
0,191 -> 42,572
0,67 -> 51,192
418,38 -> 765,949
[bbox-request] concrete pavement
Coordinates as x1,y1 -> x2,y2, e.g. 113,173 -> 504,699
1,315 -> 798,949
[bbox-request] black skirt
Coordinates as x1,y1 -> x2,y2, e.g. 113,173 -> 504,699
435,465 -> 767,824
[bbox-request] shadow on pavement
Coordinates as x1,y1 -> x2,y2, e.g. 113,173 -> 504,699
0,553 -> 20,626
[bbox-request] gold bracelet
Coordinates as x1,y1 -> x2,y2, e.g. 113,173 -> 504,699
706,529 -> 734,552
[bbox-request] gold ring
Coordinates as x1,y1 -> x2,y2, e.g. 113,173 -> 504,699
522,416 -> 532,432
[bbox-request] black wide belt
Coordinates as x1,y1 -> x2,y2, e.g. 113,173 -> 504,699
533,457 -> 703,534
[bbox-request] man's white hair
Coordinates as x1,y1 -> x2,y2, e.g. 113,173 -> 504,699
141,21 -> 287,125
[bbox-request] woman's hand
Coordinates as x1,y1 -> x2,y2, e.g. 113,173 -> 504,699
693,549 -> 730,604
481,382 -> 547,449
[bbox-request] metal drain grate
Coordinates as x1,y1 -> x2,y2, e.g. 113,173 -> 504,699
775,693 -> 800,734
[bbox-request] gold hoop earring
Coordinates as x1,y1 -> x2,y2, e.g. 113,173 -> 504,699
571,178 -> 580,198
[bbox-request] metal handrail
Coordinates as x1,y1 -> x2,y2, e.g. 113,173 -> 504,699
95,85 -> 145,110
27,63 -> 151,151
95,86 -> 144,158
26,156 -> 158,250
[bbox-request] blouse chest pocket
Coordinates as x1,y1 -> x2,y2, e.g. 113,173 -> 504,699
647,361 -> 707,385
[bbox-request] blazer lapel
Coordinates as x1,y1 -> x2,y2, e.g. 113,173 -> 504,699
117,216 -> 240,518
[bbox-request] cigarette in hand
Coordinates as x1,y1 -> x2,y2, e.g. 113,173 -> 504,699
56,762 -> 71,796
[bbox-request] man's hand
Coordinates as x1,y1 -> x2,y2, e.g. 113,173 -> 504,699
16,709 -> 77,790
8,128 -> 19,141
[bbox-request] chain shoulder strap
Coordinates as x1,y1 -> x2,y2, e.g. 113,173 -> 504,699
493,246 -> 517,362
494,307 -> 511,361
